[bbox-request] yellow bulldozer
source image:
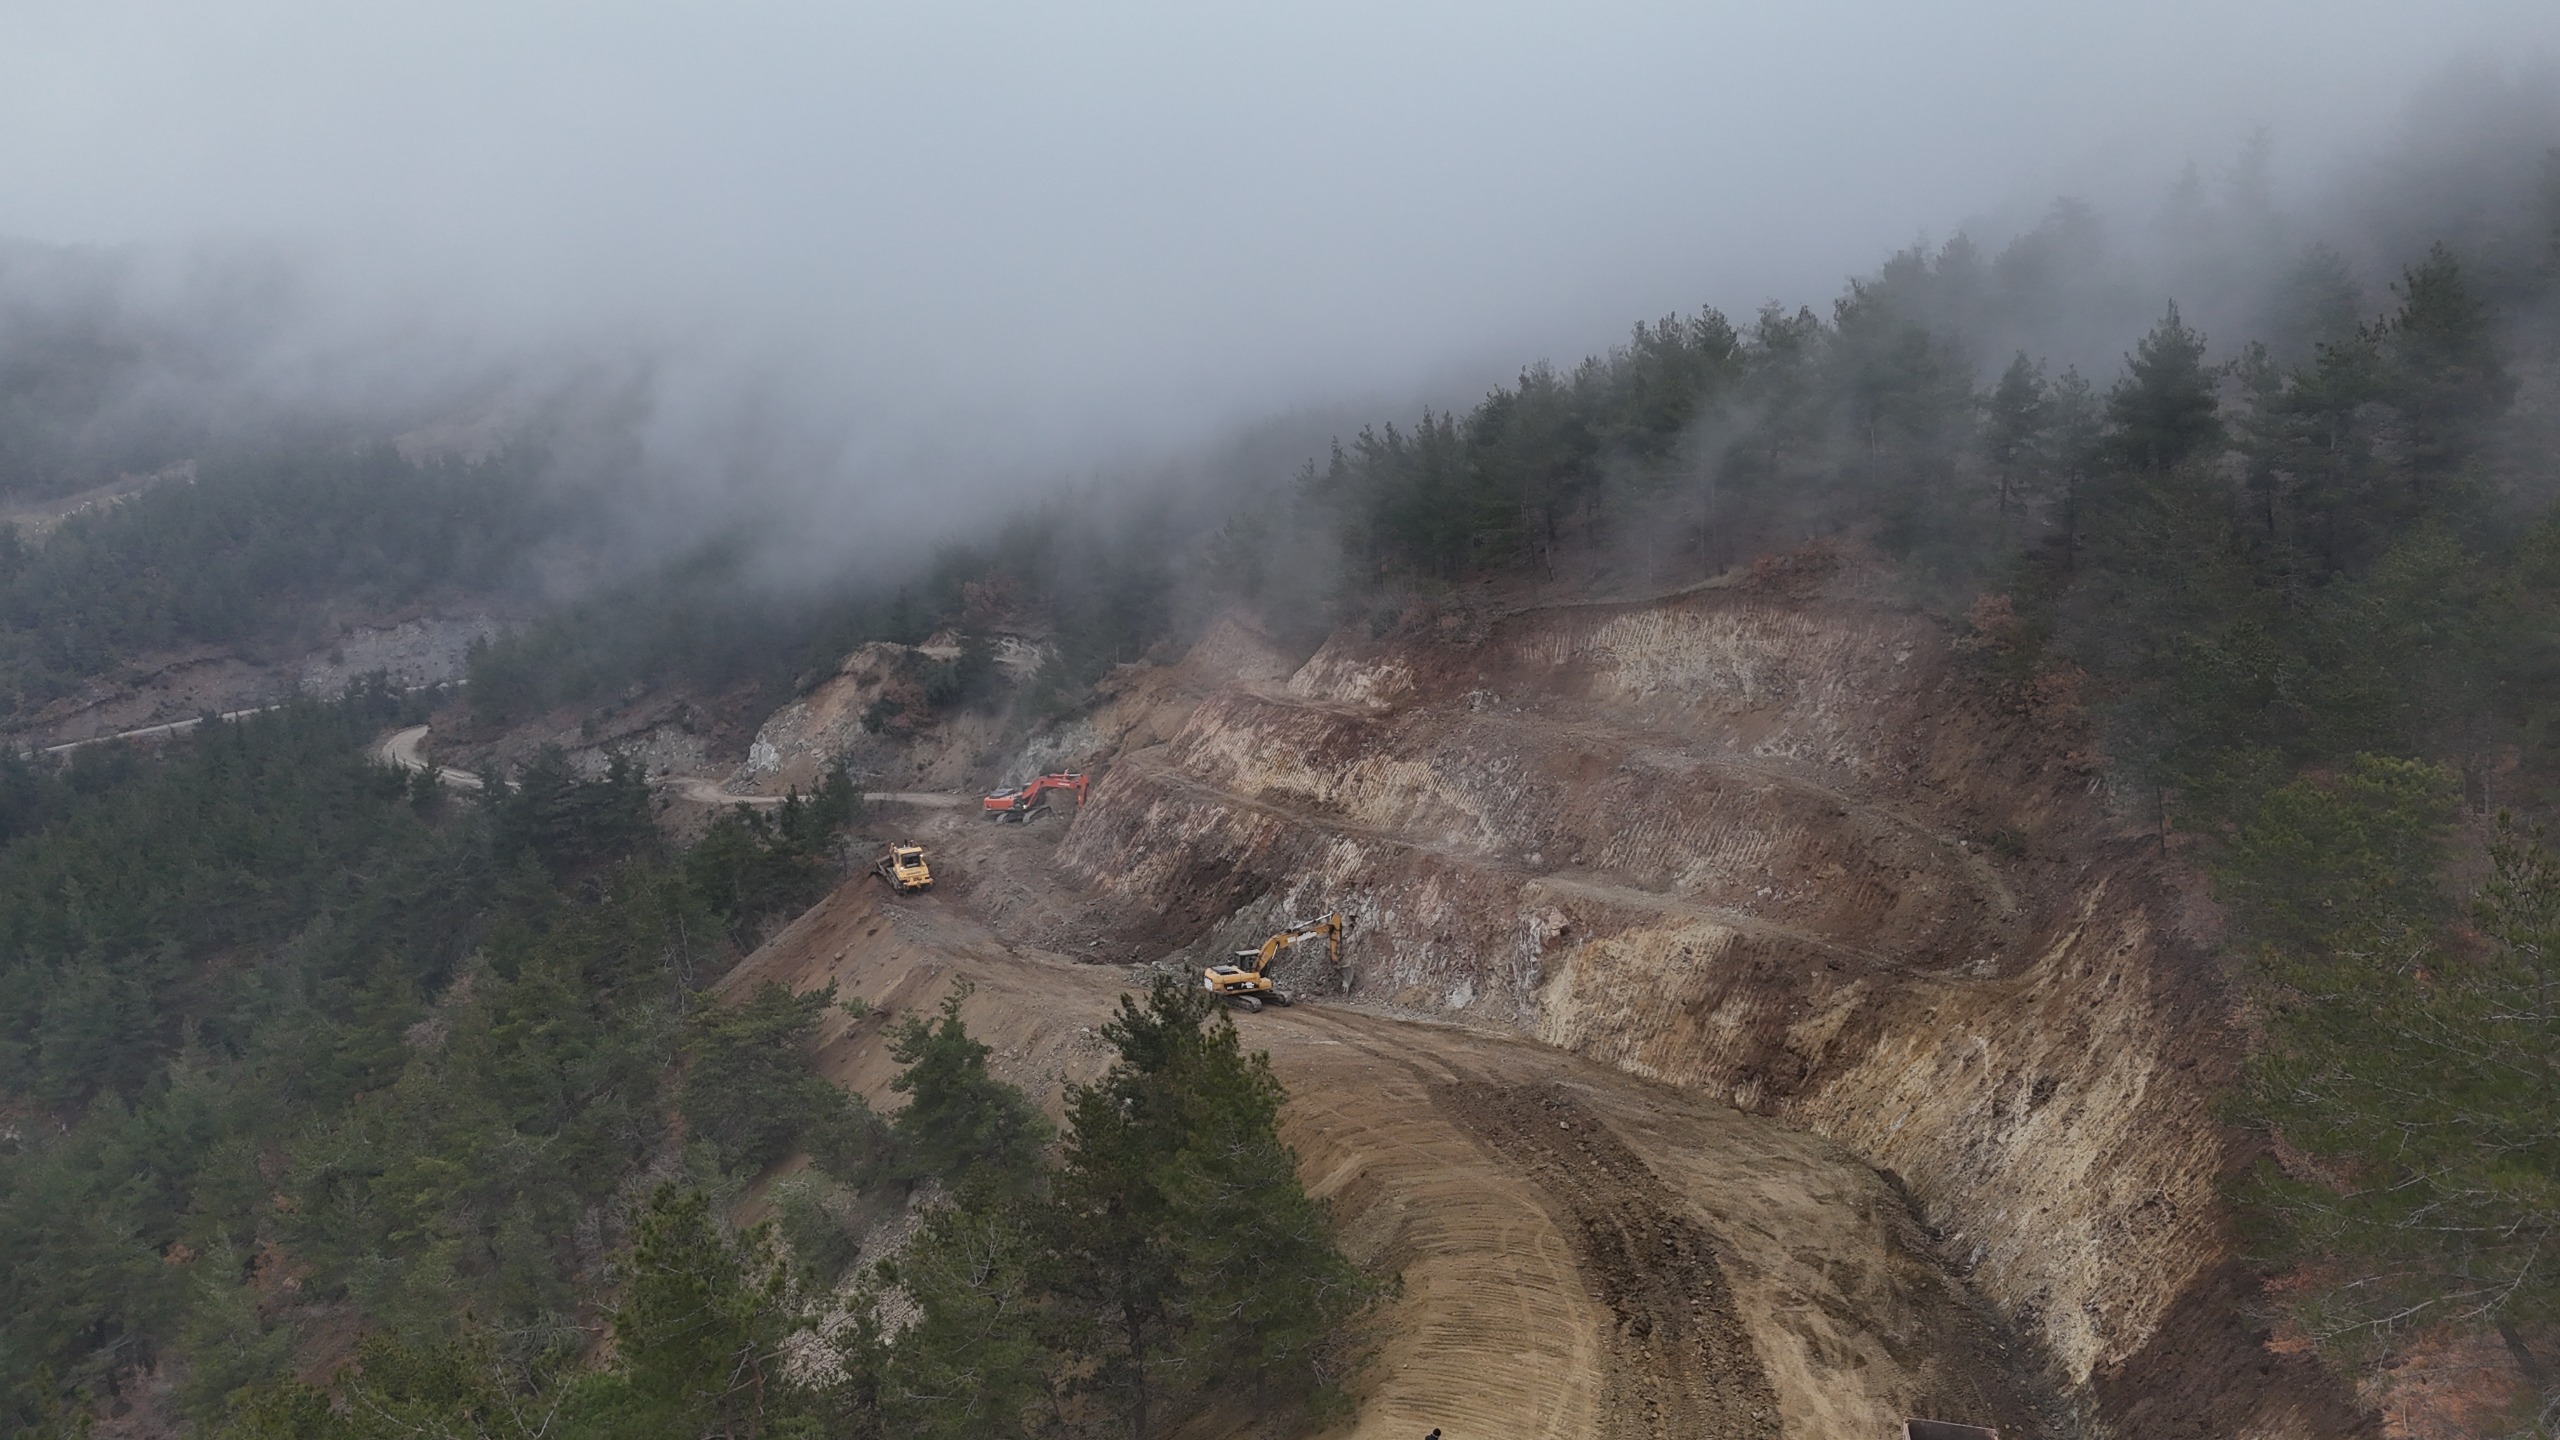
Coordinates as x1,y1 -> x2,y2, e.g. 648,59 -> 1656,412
874,843 -> 933,894
1200,912 -> 1348,1013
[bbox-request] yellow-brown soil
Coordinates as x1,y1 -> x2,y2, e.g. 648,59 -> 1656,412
728,815 -> 2057,1438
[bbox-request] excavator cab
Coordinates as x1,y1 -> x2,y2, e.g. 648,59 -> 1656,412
1203,959 -> 1287,1013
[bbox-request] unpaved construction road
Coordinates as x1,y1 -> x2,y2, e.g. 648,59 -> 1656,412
727,811 -> 2055,1439
1440,1081 -> 1781,1438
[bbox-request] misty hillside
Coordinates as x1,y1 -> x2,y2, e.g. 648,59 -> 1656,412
4,16 -> 2560,1440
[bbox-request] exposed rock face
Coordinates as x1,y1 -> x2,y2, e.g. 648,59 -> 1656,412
741,615 -> 1296,796
1056,582 -> 2368,1436
740,641 -> 918,792
296,615 -> 503,693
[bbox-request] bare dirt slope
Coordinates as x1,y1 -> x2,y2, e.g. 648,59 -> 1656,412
726,810 -> 2056,1439
1044,566 -> 2370,1436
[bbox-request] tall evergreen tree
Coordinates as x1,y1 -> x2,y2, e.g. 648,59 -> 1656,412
2240,322 -> 2388,573
2268,243 -> 2368,365
881,1194 -> 1048,1440
884,986 -> 1054,1194
2042,365 -> 2104,567
2380,244 -> 2515,487
1039,980 -> 1375,1439
2106,303 -> 2225,472
604,1186 -> 801,1439
1985,351 -> 2050,530
680,981 -> 881,1175
2232,775 -> 2560,1414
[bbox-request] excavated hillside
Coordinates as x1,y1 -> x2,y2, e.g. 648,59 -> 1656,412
731,827 -> 2061,1439
1029,563 -> 2369,1438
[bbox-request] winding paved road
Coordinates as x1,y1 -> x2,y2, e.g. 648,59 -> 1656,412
35,704 -> 281,756
376,724 -> 485,790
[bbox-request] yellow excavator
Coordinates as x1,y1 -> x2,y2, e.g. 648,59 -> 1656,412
1200,912 -> 1349,1013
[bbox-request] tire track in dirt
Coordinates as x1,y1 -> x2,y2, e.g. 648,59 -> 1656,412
1434,1080 -> 1784,1440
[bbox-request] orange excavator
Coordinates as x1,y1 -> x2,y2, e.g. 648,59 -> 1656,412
981,772 -> 1087,824
1201,913 -> 1349,1013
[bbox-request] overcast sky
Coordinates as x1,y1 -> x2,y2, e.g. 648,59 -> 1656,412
3,1 -> 2558,486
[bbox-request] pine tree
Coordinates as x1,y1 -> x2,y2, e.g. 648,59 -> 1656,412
2239,322 -> 2387,574
1985,352 -> 2050,531
1040,979 -> 1377,1438
2269,243 -> 2367,365
2380,244 -> 2515,489
881,1192 -> 1048,1440
1040,993 -> 1195,1438
2043,365 -> 2102,567
2106,304 -> 2224,472
681,981 -> 879,1175
1163,1013 -> 1375,1415
885,985 -> 1053,1194
2233,779 -> 2560,1412
607,1186 -> 800,1439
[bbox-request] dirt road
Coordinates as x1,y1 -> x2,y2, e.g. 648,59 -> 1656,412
662,774 -> 968,809
726,811 -> 2054,1439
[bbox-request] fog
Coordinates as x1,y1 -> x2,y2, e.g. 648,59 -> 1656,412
3,1 -> 2558,551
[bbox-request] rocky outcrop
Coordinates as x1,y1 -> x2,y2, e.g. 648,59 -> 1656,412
742,614 -> 1296,796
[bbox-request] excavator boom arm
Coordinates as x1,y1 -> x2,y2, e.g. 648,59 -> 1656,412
981,772 -> 1088,814
1241,913 -> 1346,977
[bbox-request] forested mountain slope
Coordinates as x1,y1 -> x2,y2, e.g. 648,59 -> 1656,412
1,91 -> 2557,1439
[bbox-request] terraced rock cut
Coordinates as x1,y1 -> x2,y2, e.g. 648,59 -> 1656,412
1048,578 -> 2370,1436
